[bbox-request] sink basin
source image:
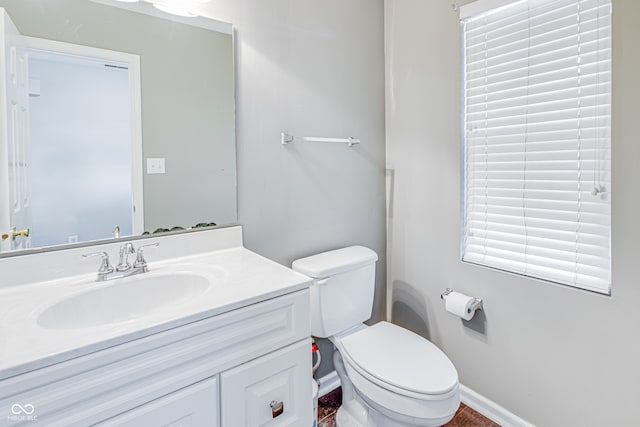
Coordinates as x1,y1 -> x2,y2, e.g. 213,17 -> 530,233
38,272 -> 210,330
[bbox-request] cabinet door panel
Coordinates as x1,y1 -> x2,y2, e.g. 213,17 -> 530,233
221,339 -> 312,427
97,377 -> 218,427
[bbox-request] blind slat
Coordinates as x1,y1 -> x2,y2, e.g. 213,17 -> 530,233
462,0 -> 611,293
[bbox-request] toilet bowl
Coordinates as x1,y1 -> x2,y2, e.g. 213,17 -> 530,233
292,246 -> 460,427
332,322 -> 459,426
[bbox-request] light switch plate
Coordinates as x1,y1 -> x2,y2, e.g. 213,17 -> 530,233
147,158 -> 166,174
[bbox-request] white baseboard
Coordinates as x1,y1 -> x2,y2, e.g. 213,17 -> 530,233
460,384 -> 535,427
317,370 -> 341,397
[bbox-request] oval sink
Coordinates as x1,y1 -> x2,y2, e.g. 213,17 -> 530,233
38,272 -> 210,330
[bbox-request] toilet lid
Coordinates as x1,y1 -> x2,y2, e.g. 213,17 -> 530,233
339,322 -> 458,396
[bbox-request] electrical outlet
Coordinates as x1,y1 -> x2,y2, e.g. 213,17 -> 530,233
147,158 -> 166,174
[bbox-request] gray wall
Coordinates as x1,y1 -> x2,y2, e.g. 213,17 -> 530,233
210,0 -> 387,376
385,0 -> 640,425
0,0 -> 237,233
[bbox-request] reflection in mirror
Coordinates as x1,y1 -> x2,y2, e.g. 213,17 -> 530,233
28,42 -> 142,249
0,0 -> 236,255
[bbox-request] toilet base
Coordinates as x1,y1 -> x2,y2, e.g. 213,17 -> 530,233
335,399 -> 368,427
335,395 -> 430,427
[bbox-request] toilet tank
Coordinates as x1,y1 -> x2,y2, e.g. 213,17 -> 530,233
292,246 -> 378,337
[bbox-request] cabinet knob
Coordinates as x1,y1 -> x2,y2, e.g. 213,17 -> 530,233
270,400 -> 284,418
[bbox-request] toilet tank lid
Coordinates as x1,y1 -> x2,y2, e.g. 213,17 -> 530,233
292,246 -> 378,278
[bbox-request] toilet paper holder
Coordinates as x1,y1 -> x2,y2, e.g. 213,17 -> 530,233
440,288 -> 483,315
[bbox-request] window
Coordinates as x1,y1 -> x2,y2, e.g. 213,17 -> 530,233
461,0 -> 611,294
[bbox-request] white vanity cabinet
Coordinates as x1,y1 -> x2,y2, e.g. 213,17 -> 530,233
98,377 -> 220,427
0,289 -> 312,427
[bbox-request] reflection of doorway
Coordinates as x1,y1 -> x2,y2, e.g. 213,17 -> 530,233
0,15 -> 143,250
27,47 -> 140,247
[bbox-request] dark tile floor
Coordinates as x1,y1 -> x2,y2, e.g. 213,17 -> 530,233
317,388 -> 500,427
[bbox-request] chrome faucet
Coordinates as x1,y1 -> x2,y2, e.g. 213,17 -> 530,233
84,242 -> 159,282
117,242 -> 135,272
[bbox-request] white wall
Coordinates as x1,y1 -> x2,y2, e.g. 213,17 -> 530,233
385,0 -> 640,425
207,1 -> 387,375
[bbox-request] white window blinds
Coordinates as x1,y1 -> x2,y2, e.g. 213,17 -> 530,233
461,0 -> 611,294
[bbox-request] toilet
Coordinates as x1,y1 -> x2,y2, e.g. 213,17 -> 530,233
292,246 -> 460,427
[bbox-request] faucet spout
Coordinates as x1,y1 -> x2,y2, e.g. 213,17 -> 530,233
116,242 -> 135,272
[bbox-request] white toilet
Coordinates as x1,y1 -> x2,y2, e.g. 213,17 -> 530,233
292,246 -> 460,427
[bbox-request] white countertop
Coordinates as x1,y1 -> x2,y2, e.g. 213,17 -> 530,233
0,246 -> 311,380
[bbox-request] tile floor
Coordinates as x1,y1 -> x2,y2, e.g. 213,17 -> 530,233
317,388 -> 500,427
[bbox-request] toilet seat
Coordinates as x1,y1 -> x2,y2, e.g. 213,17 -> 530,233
337,322 -> 458,399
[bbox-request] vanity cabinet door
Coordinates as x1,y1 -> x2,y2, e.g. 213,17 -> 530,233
220,339 -> 312,427
97,376 -> 218,427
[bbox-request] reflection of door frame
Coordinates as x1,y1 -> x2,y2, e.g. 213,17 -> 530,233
24,36 -> 144,234
0,8 -> 28,252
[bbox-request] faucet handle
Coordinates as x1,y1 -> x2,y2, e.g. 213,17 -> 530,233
82,251 -> 114,274
134,242 -> 159,269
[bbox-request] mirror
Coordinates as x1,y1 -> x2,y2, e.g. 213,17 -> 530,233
0,0 -> 236,256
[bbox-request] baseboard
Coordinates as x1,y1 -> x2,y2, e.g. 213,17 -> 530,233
317,370 -> 341,397
460,384 -> 534,427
